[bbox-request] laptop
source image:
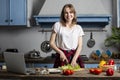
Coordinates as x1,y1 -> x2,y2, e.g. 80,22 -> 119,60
3,52 -> 35,74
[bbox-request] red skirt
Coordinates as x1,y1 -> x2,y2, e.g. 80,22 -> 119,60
53,49 -> 85,68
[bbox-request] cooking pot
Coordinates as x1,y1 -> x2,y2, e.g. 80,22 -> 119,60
29,49 -> 41,58
41,41 -> 52,53
5,48 -> 18,52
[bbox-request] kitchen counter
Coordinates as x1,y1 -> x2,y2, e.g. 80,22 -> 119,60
0,69 -> 120,80
0,56 -> 120,64
18,58 -> 120,64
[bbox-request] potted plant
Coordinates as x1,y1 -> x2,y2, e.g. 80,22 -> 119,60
104,27 -> 120,49
104,27 -> 120,58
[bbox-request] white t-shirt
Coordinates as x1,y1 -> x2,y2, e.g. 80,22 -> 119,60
53,22 -> 84,50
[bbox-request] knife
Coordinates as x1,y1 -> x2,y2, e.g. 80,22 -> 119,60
64,60 -> 68,65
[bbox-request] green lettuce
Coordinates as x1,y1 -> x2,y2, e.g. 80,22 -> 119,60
59,64 -> 80,71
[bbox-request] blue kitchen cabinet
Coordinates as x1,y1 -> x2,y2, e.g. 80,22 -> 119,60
36,64 -> 98,68
27,63 -> 99,68
0,0 -> 27,26
85,64 -> 98,68
34,64 -> 54,68
26,64 -> 54,68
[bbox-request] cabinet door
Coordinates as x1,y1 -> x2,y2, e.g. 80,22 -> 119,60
0,0 -> 27,26
85,64 -> 98,68
0,0 -> 9,25
10,0 -> 27,25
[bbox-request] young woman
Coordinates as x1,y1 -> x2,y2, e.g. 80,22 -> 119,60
50,4 -> 85,68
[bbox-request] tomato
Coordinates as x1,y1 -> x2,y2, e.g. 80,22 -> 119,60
108,59 -> 114,65
62,69 -> 74,75
106,68 -> 114,76
63,70 -> 66,75
66,70 -> 71,75
94,68 -> 102,75
89,68 -> 102,75
89,68 -> 95,74
69,70 -> 74,75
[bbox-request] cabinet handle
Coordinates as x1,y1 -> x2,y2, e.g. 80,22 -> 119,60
10,19 -> 13,22
5,20 -> 8,22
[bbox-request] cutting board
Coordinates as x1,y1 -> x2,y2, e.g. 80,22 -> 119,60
74,68 -> 85,71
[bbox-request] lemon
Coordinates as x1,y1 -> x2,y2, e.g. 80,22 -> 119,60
99,60 -> 106,68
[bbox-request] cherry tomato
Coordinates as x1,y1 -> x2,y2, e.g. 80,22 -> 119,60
108,59 -> 115,65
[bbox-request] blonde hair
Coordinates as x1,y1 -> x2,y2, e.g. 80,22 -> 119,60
60,4 -> 77,26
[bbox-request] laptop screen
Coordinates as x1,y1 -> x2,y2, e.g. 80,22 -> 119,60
3,52 -> 27,74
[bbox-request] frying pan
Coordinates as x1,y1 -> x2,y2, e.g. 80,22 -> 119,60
87,32 -> 95,48
41,32 -> 52,53
41,41 -> 52,53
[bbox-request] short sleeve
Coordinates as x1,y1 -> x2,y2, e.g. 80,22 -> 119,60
52,22 -> 60,33
77,25 -> 85,37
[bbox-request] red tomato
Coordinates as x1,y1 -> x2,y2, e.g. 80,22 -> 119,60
89,68 -> 102,75
63,70 -> 67,75
108,59 -> 115,65
65,70 -> 71,75
89,68 -> 95,74
106,68 -> 114,76
94,68 -> 102,75
62,69 -> 74,75
69,70 -> 74,75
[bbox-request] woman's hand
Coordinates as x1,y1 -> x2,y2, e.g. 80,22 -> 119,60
60,52 -> 68,63
70,58 -> 78,67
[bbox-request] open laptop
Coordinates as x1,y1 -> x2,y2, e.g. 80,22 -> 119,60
3,52 -> 35,74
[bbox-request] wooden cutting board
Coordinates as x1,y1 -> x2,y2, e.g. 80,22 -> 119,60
74,68 -> 85,71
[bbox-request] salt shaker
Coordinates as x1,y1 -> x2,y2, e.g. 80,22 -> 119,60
114,65 -> 117,71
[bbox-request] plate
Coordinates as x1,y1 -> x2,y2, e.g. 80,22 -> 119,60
48,68 -> 62,74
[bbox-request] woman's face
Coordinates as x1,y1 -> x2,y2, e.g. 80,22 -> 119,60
64,7 -> 74,23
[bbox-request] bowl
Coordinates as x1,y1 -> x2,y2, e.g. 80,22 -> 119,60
101,65 -> 114,71
96,50 -> 101,57
106,50 -> 112,57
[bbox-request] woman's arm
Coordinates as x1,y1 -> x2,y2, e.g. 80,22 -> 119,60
49,30 -> 68,62
71,36 -> 83,66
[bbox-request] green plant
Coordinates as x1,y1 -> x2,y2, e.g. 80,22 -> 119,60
104,27 -> 120,49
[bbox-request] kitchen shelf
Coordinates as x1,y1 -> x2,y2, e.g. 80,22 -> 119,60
38,28 -> 107,32
34,15 -> 111,28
